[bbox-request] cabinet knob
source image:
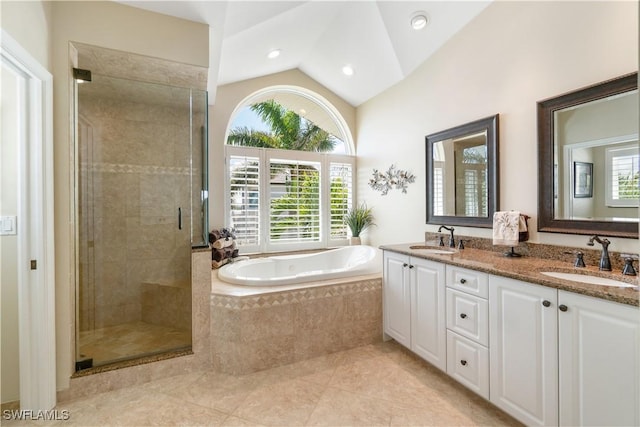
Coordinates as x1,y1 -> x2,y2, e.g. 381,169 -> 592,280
559,304 -> 568,312
409,264 -> 414,269
403,263 -> 408,267
460,313 -> 467,319
542,300 -> 551,307
459,278 -> 467,284
460,360 -> 467,366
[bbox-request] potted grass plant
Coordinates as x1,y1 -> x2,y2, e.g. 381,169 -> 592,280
343,203 -> 375,245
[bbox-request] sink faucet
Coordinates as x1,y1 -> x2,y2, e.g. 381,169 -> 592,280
438,225 -> 455,248
587,235 -> 612,271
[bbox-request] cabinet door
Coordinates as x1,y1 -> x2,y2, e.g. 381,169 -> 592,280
383,251 -> 411,347
558,291 -> 640,427
489,275 -> 558,427
411,258 -> 446,370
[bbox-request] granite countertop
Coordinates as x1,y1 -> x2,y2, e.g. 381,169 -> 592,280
380,242 -> 639,307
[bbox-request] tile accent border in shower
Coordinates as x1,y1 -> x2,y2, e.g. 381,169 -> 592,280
80,161 -> 192,175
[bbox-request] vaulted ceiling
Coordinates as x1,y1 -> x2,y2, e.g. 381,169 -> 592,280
119,1 -> 491,106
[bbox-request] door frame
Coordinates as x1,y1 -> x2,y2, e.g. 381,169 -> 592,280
1,29 -> 56,410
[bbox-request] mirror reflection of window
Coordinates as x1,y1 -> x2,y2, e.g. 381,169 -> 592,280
606,144 -> 639,209
554,88 -> 639,222
426,114 -> 498,227
432,131 -> 488,218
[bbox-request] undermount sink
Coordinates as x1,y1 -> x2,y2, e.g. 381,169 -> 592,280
409,245 -> 458,255
541,271 -> 637,288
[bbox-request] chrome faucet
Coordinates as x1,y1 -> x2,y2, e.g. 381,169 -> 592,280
587,235 -> 612,271
438,225 -> 455,248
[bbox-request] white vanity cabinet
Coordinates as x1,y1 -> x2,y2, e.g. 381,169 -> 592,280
489,275 -> 559,426
558,290 -> 640,427
489,275 -> 640,427
445,266 -> 490,398
383,251 -> 446,371
383,248 -> 640,427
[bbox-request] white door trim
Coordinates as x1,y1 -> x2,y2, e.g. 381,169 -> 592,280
1,29 -> 56,411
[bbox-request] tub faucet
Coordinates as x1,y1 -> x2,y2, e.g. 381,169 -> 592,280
438,225 -> 455,248
587,235 -> 611,271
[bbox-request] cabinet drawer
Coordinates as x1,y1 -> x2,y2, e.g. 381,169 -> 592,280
446,288 -> 489,346
446,266 -> 488,298
446,331 -> 489,399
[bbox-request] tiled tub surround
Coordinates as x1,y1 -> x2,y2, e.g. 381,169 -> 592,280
384,235 -> 639,306
59,249 -> 211,402
211,272 -> 383,374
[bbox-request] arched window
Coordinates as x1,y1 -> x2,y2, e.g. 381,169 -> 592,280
224,86 -> 355,253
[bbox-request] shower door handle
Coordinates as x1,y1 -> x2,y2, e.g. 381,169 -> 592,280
178,207 -> 182,230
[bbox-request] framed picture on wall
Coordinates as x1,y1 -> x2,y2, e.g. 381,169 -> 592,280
574,161 -> 593,198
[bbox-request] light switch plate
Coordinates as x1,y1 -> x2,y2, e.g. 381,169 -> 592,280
0,216 -> 17,235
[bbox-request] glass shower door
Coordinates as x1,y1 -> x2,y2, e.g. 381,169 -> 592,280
75,73 -> 205,369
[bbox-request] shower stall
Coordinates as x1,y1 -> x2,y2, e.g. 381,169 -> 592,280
73,45 -> 208,370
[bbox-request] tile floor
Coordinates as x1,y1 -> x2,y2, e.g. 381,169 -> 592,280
78,321 -> 192,366
5,341 -> 522,426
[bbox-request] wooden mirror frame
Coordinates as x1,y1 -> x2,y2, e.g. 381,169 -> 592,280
426,114 -> 499,228
537,72 -> 639,238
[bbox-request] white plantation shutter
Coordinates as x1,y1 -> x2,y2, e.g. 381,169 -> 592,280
329,162 -> 353,240
269,159 -> 321,245
433,164 -> 444,216
225,146 -> 355,252
228,153 -> 260,249
606,145 -> 640,207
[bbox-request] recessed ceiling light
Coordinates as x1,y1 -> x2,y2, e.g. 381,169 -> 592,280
267,49 -> 281,59
410,12 -> 428,30
342,65 -> 354,76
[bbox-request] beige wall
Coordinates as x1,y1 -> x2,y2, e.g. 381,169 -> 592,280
49,1 -> 208,391
1,0 -> 53,404
209,69 -> 357,228
356,1 -> 638,253
1,1 -> 52,70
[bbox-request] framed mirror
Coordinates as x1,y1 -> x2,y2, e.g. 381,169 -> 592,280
538,73 -> 639,238
426,114 -> 499,227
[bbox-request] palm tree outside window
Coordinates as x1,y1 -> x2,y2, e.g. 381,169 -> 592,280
225,100 -> 355,253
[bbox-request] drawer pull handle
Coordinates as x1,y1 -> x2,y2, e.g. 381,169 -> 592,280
460,360 -> 467,366
559,304 -> 568,312
460,313 -> 467,319
459,278 -> 467,284
542,300 -> 551,307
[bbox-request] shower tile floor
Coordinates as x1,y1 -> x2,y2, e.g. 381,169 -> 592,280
78,321 -> 191,366
7,341 -> 522,426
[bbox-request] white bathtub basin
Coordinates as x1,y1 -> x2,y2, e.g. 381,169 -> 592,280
218,245 -> 382,286
541,271 -> 637,288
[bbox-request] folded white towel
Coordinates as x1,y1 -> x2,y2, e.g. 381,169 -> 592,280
493,211 -> 527,246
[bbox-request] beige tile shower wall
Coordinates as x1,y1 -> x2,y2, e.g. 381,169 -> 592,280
78,93 -> 193,330
141,282 -> 191,331
210,278 -> 382,375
